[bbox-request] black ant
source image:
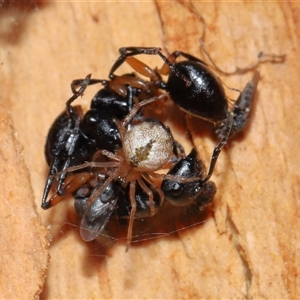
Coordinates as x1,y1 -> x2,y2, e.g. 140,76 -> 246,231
42,72 -> 217,248
104,47 -> 259,182
43,78 -> 117,209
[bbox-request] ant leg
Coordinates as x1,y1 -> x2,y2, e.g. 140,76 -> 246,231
109,47 -> 161,77
164,140 -> 186,166
173,141 -> 186,159
160,50 -> 207,75
126,181 -> 137,251
67,74 -> 118,117
204,112 -> 233,182
70,77 -> 104,95
123,57 -> 160,81
126,84 -> 134,112
66,74 -> 91,117
67,74 -> 114,116
109,47 -> 186,83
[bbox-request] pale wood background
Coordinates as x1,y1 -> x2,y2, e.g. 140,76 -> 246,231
0,1 -> 299,299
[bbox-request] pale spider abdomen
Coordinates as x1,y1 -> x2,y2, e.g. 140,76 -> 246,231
123,121 -> 173,172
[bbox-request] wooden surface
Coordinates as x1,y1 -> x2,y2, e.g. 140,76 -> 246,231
0,1 -> 299,299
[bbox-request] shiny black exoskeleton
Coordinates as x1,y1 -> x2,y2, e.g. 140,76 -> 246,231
73,177 -> 162,242
108,47 -> 259,182
74,180 -> 123,242
162,149 -> 216,207
42,71 -> 217,246
165,61 -> 228,122
71,147 -> 216,243
42,74 -> 138,209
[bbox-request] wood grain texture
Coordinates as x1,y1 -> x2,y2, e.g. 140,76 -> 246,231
0,107 -> 49,299
0,1 -> 299,299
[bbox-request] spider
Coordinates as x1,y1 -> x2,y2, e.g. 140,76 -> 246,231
49,117 -> 216,247
42,73 -> 217,248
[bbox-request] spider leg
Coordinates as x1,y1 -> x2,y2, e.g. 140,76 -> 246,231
43,149 -> 121,210
122,93 -> 167,127
142,173 -> 164,207
55,149 -> 121,175
137,177 -> 155,216
126,181 -> 137,251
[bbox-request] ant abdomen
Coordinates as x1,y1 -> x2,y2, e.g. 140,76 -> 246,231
166,61 -> 228,123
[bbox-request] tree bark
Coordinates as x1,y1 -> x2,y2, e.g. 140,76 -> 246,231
0,1 -> 299,299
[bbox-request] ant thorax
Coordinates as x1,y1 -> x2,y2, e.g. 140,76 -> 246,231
123,121 -> 174,172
